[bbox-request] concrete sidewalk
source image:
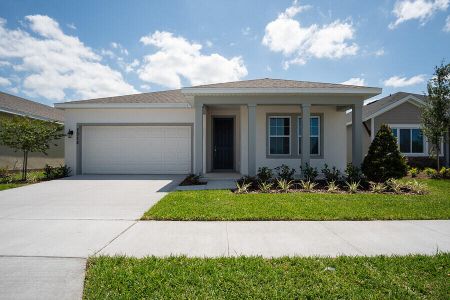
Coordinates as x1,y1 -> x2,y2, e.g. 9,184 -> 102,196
100,220 -> 450,257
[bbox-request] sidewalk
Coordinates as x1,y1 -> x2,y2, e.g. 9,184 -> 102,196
99,220 -> 450,257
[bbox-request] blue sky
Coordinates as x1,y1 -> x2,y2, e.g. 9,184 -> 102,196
0,0 -> 449,105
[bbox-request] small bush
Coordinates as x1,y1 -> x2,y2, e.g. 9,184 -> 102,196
275,164 -> 295,181
277,178 -> 293,193
44,164 -> 71,180
257,167 -> 273,183
345,163 -> 363,183
300,163 -> 318,181
404,180 -> 428,195
408,167 -> 419,178
439,167 -> 450,179
258,181 -> 273,193
0,167 -> 10,183
236,181 -> 252,194
369,182 -> 386,193
424,168 -> 439,179
321,164 -> 341,182
326,181 -> 339,193
386,179 -> 403,194
300,180 -> 317,192
345,181 -> 359,193
362,124 -> 408,182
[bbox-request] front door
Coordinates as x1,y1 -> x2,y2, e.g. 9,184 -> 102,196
213,117 -> 234,170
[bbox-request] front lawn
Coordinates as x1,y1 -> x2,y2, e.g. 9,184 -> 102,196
84,254 -> 450,299
0,171 -> 45,191
0,183 -> 26,191
142,179 -> 450,220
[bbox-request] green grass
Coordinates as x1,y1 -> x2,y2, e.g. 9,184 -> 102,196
142,179 -> 450,220
0,171 -> 46,191
84,254 -> 450,299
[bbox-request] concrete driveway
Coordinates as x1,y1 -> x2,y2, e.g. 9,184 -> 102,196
0,175 -> 183,300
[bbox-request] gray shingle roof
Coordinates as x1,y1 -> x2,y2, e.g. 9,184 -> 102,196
0,91 -> 64,122
346,92 -> 426,124
190,78 -> 375,89
59,78 -> 378,105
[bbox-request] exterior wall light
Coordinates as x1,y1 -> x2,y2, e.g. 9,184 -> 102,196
67,129 -> 74,138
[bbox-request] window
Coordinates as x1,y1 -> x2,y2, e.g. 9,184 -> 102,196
298,116 -> 320,155
391,127 -> 424,154
269,117 -> 290,155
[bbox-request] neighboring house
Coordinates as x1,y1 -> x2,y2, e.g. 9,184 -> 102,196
55,78 -> 381,176
0,91 -> 64,170
346,92 -> 449,167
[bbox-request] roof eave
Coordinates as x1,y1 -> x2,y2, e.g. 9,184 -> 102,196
54,102 -> 192,109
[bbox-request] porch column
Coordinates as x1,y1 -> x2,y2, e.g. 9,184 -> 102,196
352,102 -> 363,167
194,103 -> 203,175
301,104 -> 311,169
248,104 -> 257,176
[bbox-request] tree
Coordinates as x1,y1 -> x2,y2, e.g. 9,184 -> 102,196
421,62 -> 450,170
362,124 -> 408,182
0,116 -> 64,181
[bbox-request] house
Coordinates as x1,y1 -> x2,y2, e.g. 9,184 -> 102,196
346,92 -> 449,167
55,78 -> 381,176
0,91 -> 64,170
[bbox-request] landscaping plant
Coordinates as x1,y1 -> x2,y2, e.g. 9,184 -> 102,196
408,167 -> 419,178
300,163 -> 318,181
386,179 -> 403,194
275,164 -> 295,181
346,181 -> 359,193
256,167 -> 273,183
277,178 -> 293,193
321,164 -> 341,182
369,182 -> 386,193
424,168 -> 439,179
345,163 -> 363,183
326,181 -> 339,193
0,116 -> 64,181
235,181 -> 252,194
44,164 -> 71,180
362,124 -> 408,182
300,180 -> 317,192
258,181 -> 273,193
421,62 -> 450,170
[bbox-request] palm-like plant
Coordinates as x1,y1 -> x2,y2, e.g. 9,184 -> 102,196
258,181 -> 273,193
300,180 -> 317,192
326,181 -> 339,193
345,181 -> 360,194
277,178 -> 293,193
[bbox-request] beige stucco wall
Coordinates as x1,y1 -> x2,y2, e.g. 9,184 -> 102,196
346,119 -> 371,163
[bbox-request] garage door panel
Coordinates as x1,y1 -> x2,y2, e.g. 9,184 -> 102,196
82,125 -> 191,174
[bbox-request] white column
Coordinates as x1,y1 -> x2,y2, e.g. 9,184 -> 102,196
370,118 -> 375,141
301,104 -> 311,168
194,103 -> 203,174
352,103 -> 363,167
248,104 -> 256,176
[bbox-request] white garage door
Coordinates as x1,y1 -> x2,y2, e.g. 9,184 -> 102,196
81,125 -> 191,174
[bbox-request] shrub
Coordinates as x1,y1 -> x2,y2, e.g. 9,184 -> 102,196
300,163 -> 318,181
321,164 -> 341,182
439,167 -> 450,179
345,163 -> 363,183
300,180 -> 317,192
369,182 -> 386,193
257,167 -> 273,183
408,167 -> 419,178
404,180 -> 428,195
424,168 -> 439,179
0,167 -> 10,183
362,124 -> 408,182
276,178 -> 293,193
345,181 -> 359,193
326,181 -> 339,193
44,164 -> 71,180
275,164 -> 295,181
236,181 -> 251,194
258,181 -> 273,193
386,179 -> 403,194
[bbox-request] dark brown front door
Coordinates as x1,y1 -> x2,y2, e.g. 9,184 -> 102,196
213,117 -> 234,170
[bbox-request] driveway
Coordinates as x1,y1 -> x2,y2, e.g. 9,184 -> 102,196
0,175 -> 183,300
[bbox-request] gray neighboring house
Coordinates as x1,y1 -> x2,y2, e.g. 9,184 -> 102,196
346,92 -> 449,167
0,91 -> 64,170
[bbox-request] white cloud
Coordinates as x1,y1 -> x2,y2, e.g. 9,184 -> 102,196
124,59 -> 139,73
0,15 -> 137,101
444,15 -> 450,31
383,74 -> 426,87
137,31 -> 247,89
341,77 -> 365,86
205,40 -> 213,47
374,48 -> 385,56
0,60 -> 11,67
389,0 -> 449,29
66,23 -> 76,30
0,76 -> 11,86
262,1 -> 358,68
140,84 -> 151,90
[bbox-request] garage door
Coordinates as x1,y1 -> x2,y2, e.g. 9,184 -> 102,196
81,125 -> 191,174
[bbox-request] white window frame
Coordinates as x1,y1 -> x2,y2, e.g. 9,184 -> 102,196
268,116 -> 291,155
298,116 -> 320,156
389,124 -> 443,157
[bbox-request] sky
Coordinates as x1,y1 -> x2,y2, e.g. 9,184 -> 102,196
0,0 -> 449,106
